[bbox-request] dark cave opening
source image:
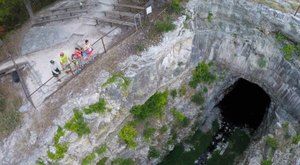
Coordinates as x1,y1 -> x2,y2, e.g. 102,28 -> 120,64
218,78 -> 271,130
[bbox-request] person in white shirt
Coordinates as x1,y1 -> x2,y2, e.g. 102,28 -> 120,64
50,60 -> 61,82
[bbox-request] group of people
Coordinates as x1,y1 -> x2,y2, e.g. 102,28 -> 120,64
50,39 -> 93,81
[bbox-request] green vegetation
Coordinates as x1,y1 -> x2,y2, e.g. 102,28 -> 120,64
102,72 -> 131,90
168,0 -> 182,14
118,124 -> 137,148
282,121 -> 289,139
282,44 -> 295,61
64,110 -> 90,137
82,144 -> 108,165
179,85 -> 187,96
82,153 -> 96,165
275,32 -> 287,42
189,62 -> 216,88
261,159 -> 272,165
257,57 -> 267,68
266,136 -> 278,150
191,90 -> 205,105
97,157 -> 108,165
295,44 -> 300,57
36,158 -> 46,165
154,17 -> 176,33
159,125 -> 168,134
206,129 -> 250,165
54,126 -> 65,144
47,142 -> 70,161
207,12 -> 213,23
148,146 -> 160,159
130,90 -> 169,120
170,89 -> 177,98
0,0 -> 28,31
172,108 -> 190,127
292,134 -> 300,144
134,42 -> 145,52
143,127 -> 156,142
83,98 -> 106,114
111,158 -> 135,165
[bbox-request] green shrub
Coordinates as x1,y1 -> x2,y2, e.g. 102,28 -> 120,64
83,98 -> 106,114
111,158 -> 135,165
148,146 -> 160,159
82,153 -> 96,165
36,158 -> 45,165
292,134 -> 300,144
118,124 -> 137,148
64,110 -> 90,137
191,91 -> 205,105
47,143 -> 69,161
179,85 -> 187,96
159,125 -> 168,134
266,136 -> 278,150
207,12 -> 213,23
168,0 -> 182,14
134,43 -> 145,52
257,57 -> 267,68
143,127 -> 156,142
130,90 -> 169,120
295,44 -> 300,57
97,157 -> 108,165
261,159 -> 272,165
95,144 -> 108,155
282,44 -> 294,61
154,17 -> 176,33
189,62 -> 216,88
54,126 -> 65,144
275,32 -> 287,42
102,72 -> 131,90
172,108 -> 190,127
170,89 -> 177,98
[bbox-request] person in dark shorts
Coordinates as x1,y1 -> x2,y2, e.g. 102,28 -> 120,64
50,60 -> 61,82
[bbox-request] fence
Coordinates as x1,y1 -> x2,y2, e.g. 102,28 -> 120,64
27,4 -> 149,107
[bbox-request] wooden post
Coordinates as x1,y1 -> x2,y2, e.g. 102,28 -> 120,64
101,37 -> 106,53
294,5 -> 300,16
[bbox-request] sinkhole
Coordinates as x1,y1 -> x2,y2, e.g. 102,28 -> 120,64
218,78 -> 271,130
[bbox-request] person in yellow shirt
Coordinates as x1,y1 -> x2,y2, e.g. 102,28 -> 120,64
59,52 -> 71,72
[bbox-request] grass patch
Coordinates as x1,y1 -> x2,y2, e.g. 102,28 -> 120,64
282,44 -> 295,61
207,12 -> 213,23
47,142 -> 70,161
292,134 -> 300,144
148,146 -> 160,159
154,17 -> 176,33
143,127 -> 156,142
167,0 -> 182,14
83,98 -> 106,114
170,89 -> 177,98
189,62 -> 216,88
64,110 -> 90,137
97,157 -> 108,165
36,158 -> 46,165
261,159 -> 272,165
102,72 -> 131,90
159,125 -> 168,134
257,57 -> 267,68
191,90 -> 205,105
172,108 -> 190,127
82,144 -> 107,165
266,136 -> 278,150
118,124 -> 137,148
130,90 -> 169,121
111,158 -> 135,165
179,85 -> 187,96
54,126 -> 65,144
134,42 -> 145,53
275,32 -> 288,42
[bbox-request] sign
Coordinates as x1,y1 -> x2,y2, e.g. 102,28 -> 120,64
146,6 -> 152,15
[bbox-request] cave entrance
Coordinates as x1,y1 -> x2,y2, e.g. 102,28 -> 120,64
218,78 -> 271,130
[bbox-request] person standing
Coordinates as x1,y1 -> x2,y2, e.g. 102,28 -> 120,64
59,52 -> 71,73
50,60 -> 61,82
